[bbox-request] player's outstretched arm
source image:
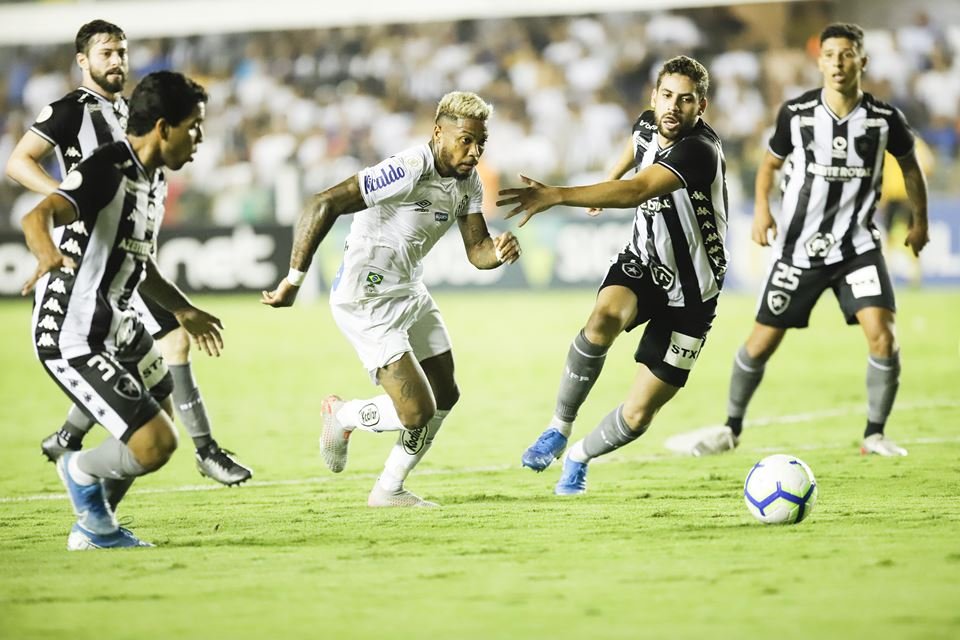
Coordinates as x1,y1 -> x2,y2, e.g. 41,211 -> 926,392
261,175 -> 366,308
5,130 -> 59,195
588,137 -> 637,217
897,150 -> 930,257
457,212 -> 520,269
140,258 -> 224,357
20,193 -> 78,295
752,151 -> 784,247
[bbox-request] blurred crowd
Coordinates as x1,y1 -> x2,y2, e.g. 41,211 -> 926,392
1,4 -> 958,230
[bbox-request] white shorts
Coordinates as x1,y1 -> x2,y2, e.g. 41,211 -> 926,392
330,292 -> 452,384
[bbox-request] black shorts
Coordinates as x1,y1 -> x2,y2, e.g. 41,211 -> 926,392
600,253 -> 718,388
40,321 -> 173,442
755,249 -> 896,328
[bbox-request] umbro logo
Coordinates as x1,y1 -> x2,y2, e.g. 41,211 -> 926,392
413,200 -> 432,212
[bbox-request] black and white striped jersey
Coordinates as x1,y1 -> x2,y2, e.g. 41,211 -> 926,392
628,110 -> 729,307
32,140 -> 167,360
29,86 -> 128,178
768,88 -> 915,267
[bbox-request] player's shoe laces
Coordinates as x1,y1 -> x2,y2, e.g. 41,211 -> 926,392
664,425 -> 739,456
554,456 -> 589,495
56,452 -> 117,536
368,483 -> 439,507
861,433 -> 908,457
40,428 -> 82,463
521,428 -> 568,472
195,441 -> 253,486
320,395 -> 351,473
66,523 -> 154,550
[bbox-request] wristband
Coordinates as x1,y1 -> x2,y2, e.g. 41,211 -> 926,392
287,268 -> 307,287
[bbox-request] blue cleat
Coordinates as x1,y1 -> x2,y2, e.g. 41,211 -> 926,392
521,428 -> 568,472
554,456 -> 589,495
66,523 -> 154,550
56,452 -> 117,536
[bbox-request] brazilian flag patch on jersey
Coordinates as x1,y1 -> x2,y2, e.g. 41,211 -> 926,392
366,272 -> 384,285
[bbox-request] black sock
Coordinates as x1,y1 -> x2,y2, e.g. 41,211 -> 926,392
725,416 -> 744,437
864,420 -> 885,438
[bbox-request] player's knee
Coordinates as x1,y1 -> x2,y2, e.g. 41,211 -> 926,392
435,384 -> 460,412
867,330 -> 897,358
129,418 -> 179,471
620,403 -> 656,433
159,327 -> 191,361
585,309 -> 627,343
399,402 -> 436,430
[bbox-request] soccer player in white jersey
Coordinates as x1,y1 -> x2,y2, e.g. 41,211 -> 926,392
21,72 -> 222,549
671,23 -> 929,457
262,91 -> 520,506
497,56 -> 729,495
5,20 -> 251,485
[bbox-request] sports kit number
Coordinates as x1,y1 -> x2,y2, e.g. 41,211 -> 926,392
771,262 -> 801,291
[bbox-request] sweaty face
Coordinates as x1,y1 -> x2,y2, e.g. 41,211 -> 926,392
651,73 -> 704,143
161,102 -> 205,171
818,37 -> 865,95
84,35 -> 128,95
433,117 -> 487,180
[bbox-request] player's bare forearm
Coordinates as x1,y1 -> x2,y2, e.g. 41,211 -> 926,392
754,151 -> 783,216
22,195 -> 76,262
139,257 -> 193,313
458,213 -> 520,268
559,164 -> 681,210
5,132 -> 58,194
900,155 -> 929,227
607,138 -> 637,181
290,176 -> 365,271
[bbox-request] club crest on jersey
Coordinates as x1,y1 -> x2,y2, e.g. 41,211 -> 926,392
621,262 -> 644,279
650,264 -> 675,290
401,426 -> 428,455
854,132 -> 879,160
767,291 -> 791,315
804,232 -> 836,258
363,164 -> 406,193
114,373 -> 142,401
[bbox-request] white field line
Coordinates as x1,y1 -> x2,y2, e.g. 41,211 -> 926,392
2,399 -> 958,505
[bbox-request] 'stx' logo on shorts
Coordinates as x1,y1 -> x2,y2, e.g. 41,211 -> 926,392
621,263 -> 644,279
767,291 -> 791,315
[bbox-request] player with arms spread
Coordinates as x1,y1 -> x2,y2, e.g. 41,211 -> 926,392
6,19 -> 251,485
498,56 -> 729,494
670,23 -> 929,457
21,72 -> 222,549
262,91 -> 520,506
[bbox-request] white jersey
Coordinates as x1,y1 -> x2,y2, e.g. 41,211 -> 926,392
331,143 -> 483,302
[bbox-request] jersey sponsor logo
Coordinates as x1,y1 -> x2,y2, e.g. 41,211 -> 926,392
637,118 -> 658,131
38,314 -> 60,331
66,220 -> 88,235
36,105 -> 54,123
36,333 -> 56,348
48,278 -> 67,294
869,104 -> 893,116
119,237 -> 154,257
695,206 -> 712,218
691,191 -> 708,201
806,163 -> 872,181
639,198 -> 670,215
42,298 -> 65,314
401,426 -> 428,455
804,231 -> 836,258
787,98 -> 818,112
114,373 -> 142,401
767,290 -> 791,315
60,238 -> 82,256
359,403 -> 380,429
434,212 -> 449,222
621,262 -> 644,279
831,136 -> 848,159
138,351 -> 168,390
60,171 -> 83,191
663,331 -> 704,370
845,265 -> 882,298
650,263 -> 675,290
362,164 -> 406,193
65,146 -> 82,159
413,200 -> 432,212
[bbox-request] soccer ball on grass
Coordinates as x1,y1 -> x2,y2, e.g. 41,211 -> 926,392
743,454 -> 818,524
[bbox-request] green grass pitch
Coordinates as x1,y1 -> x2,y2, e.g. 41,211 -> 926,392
1,289 -> 958,639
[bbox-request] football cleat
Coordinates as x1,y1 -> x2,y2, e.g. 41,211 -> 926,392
195,441 -> 253,486
66,523 -> 154,550
368,483 -> 439,508
664,424 -> 739,456
41,429 -> 83,463
861,433 -> 908,457
554,456 -> 589,496
320,395 -> 351,473
521,428 -> 568,472
56,452 -> 117,535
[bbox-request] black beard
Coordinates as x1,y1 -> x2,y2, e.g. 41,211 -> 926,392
91,69 -> 125,94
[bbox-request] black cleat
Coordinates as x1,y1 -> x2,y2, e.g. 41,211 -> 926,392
41,429 -> 83,463
195,441 -> 253,486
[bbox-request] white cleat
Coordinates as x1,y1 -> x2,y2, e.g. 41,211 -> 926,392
861,433 -> 908,457
320,395 -> 351,473
368,483 -> 439,508
664,424 -> 739,456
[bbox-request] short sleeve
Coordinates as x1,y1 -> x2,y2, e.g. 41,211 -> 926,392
655,136 -> 719,187
465,173 -> 483,216
29,98 -> 81,150
53,152 -> 122,225
767,102 -> 794,159
886,107 -> 915,158
358,147 -> 428,208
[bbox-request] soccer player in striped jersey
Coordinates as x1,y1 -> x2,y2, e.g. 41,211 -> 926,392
20,72 -> 223,549
498,56 -> 728,495
672,23 -> 929,457
5,20 -> 251,484
262,91 -> 520,507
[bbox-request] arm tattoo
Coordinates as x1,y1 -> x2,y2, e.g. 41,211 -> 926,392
290,176 -> 366,271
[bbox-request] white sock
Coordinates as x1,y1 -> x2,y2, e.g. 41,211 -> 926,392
377,410 -> 449,492
566,440 -> 590,464
337,395 -> 405,433
548,416 -> 573,438
68,452 -> 98,485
